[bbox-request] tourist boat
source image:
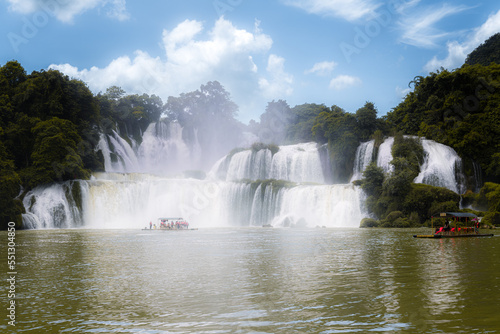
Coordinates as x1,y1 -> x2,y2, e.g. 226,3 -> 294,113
143,217 -> 198,230
413,212 -> 494,238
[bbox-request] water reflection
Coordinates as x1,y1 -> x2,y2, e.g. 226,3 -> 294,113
1,228 -> 499,333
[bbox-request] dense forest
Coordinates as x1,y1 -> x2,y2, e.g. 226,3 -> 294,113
2,33 -> 500,229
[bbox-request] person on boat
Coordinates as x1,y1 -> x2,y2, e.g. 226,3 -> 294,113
150,221 -> 152,229
444,221 -> 451,232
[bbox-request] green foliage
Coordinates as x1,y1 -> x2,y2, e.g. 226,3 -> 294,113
355,102 -> 378,141
28,117 -> 90,187
311,105 -> 360,182
481,211 -> 500,226
358,162 -> 384,196
473,182 -> 500,212
0,139 -> 23,228
403,184 -> 460,221
360,218 -> 378,228
164,81 -> 245,164
287,103 -> 330,142
465,33 -> 500,66
386,62 -> 500,181
98,89 -> 164,142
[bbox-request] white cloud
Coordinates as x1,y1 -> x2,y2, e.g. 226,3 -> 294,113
6,0 -> 129,23
282,0 -> 380,21
49,17 -> 283,120
105,0 -> 129,21
424,9 -> 500,72
258,54 -> 294,99
329,75 -> 361,90
396,85 -> 412,98
305,61 -> 337,76
398,3 -> 470,48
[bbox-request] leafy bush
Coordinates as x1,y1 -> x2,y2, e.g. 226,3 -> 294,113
360,218 -> 379,228
482,211 -> 500,226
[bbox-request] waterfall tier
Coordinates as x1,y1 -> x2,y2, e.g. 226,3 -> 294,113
210,142 -> 326,184
22,173 -> 363,229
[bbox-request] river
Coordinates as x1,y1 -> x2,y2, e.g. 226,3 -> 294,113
2,228 -> 500,333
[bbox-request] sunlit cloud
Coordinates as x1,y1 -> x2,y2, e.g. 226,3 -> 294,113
49,17 -> 285,119
305,61 -> 337,76
424,9 -> 500,72
6,0 -> 130,23
258,54 -> 294,98
398,3 -> 470,48
282,0 -> 381,22
329,75 -> 361,90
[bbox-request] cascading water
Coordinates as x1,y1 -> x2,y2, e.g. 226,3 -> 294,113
351,140 -> 375,182
414,139 -> 465,194
23,124 -> 474,230
22,133 -> 364,228
376,137 -> 394,174
211,142 -> 326,184
22,181 -> 85,229
352,136 -> 467,194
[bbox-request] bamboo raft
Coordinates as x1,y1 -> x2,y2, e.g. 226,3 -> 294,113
413,233 -> 494,238
413,212 -> 494,239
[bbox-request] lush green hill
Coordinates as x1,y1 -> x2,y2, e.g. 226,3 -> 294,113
465,33 -> 500,66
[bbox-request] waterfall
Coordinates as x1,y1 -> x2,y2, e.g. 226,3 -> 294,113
351,140 -> 375,182
371,137 -> 465,194
22,173 -> 363,229
414,139 -> 465,194
212,142 -> 326,184
137,122 -> 197,175
22,181 -> 84,229
376,137 -> 394,174
98,121 -> 202,175
22,127 -> 473,229
98,131 -> 139,173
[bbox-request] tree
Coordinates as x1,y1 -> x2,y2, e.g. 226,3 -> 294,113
164,81 -> 244,168
287,103 -> 330,142
465,33 -> 500,66
254,99 -> 292,144
355,102 -> 378,141
0,137 -> 23,228
27,117 -> 90,187
358,162 -> 384,196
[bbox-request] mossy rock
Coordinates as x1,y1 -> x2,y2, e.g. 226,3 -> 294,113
251,142 -> 280,155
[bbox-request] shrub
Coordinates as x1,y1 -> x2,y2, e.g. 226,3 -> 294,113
360,218 -> 379,228
482,211 -> 500,226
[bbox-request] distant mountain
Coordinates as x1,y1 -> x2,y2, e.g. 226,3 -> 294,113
465,33 -> 500,66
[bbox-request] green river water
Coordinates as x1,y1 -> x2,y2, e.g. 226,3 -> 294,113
1,228 -> 500,333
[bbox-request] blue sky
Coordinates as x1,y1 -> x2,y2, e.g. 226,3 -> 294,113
1,0 -> 500,123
